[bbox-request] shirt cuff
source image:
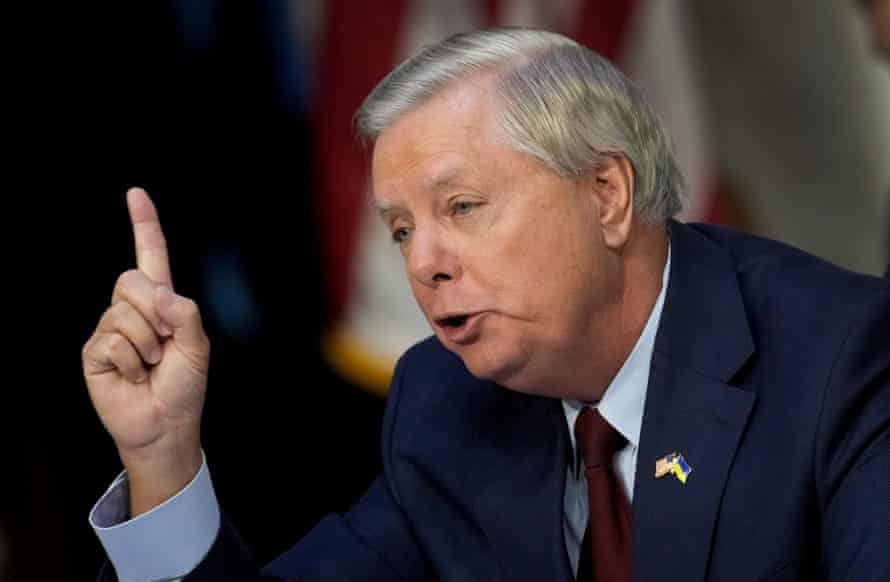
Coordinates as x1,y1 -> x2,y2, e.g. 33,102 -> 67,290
89,452 -> 220,582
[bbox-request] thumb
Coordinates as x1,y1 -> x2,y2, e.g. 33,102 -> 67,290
154,285 -> 209,354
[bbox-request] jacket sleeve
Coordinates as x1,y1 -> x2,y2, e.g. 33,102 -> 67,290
97,352 -> 434,582
182,476 -> 431,582
816,289 -> 890,582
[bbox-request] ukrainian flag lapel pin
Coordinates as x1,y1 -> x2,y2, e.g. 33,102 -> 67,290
655,452 -> 693,484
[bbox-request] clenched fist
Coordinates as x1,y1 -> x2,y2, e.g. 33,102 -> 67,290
82,187 -> 210,515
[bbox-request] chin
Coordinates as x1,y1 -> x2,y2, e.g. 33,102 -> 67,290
457,341 -> 533,392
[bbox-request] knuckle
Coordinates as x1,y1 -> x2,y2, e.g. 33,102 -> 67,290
106,334 -> 130,358
100,301 -> 130,329
111,293 -> 158,328
110,299 -> 132,318
180,296 -> 197,311
112,269 -> 140,302
182,297 -> 203,322
115,269 -> 141,291
81,335 -> 96,360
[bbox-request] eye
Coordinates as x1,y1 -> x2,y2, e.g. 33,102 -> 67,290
451,200 -> 480,216
391,226 -> 412,244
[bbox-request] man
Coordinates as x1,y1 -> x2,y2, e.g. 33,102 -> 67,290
83,28 -> 889,581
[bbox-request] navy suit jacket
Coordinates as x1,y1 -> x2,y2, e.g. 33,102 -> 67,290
100,221 -> 890,582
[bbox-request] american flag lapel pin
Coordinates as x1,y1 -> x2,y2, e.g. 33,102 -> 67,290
655,452 -> 677,478
655,452 -> 693,484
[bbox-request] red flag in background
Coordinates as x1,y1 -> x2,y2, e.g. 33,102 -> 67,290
316,0 -> 737,396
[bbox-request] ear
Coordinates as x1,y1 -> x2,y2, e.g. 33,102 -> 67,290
590,154 -> 634,249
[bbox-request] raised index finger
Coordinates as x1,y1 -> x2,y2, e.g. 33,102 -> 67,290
126,187 -> 173,287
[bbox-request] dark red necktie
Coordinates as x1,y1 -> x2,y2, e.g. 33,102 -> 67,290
574,407 -> 632,582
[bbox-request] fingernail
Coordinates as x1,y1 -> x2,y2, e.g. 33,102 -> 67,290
158,322 -> 173,336
150,347 -> 163,364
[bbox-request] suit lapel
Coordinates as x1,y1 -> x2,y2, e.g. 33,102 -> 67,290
632,222 -> 757,582
632,356 -> 755,582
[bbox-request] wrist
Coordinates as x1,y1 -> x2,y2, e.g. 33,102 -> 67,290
119,437 -> 203,517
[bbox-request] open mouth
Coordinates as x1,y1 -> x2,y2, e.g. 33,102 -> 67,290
438,314 -> 469,328
434,312 -> 484,344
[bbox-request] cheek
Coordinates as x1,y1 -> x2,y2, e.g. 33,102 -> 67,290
525,246 -> 604,345
517,232 -> 599,310
478,260 -> 589,347
472,221 -> 562,298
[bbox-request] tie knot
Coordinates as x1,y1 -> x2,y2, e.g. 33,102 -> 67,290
574,407 -> 626,469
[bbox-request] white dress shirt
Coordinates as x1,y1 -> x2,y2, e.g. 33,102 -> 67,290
90,251 -> 670,582
561,247 -> 670,575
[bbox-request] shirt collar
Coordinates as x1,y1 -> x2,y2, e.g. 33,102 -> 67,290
562,244 -> 671,463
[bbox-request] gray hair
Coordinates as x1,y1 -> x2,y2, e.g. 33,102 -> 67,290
356,27 -> 685,223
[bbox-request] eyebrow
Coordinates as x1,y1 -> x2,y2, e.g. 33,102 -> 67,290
426,167 -> 465,192
373,199 -> 396,217
373,166 -> 469,217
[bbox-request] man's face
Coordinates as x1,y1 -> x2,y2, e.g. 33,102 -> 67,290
372,73 -> 625,395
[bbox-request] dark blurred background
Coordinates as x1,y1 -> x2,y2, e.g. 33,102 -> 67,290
6,1 -> 889,581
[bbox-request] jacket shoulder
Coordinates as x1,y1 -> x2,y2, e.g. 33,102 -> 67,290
687,222 -> 889,313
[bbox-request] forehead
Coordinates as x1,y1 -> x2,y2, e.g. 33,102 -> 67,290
371,74 -> 504,198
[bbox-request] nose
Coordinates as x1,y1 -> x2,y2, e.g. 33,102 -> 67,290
406,224 -> 461,288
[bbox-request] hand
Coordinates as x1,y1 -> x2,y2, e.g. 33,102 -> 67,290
82,187 -> 210,515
